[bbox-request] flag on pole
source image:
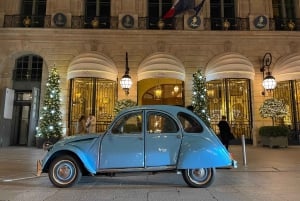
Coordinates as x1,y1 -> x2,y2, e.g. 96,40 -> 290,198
193,0 -> 206,16
163,0 -> 206,19
163,0 -> 194,19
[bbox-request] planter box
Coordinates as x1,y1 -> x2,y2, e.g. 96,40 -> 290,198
35,137 -> 45,149
261,136 -> 288,148
35,136 -> 61,149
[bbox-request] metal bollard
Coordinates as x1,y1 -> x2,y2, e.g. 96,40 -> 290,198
241,134 -> 247,166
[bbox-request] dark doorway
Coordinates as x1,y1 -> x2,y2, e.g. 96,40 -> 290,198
12,101 -> 31,145
11,90 -> 39,146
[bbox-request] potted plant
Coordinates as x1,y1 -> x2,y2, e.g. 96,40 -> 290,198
259,98 -> 289,148
114,99 -> 137,115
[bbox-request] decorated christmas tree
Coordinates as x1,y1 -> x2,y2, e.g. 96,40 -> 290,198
37,66 -> 63,140
191,70 -> 211,126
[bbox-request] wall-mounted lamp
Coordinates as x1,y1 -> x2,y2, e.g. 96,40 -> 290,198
260,52 -> 276,95
173,85 -> 179,93
154,85 -> 162,100
120,52 -> 132,95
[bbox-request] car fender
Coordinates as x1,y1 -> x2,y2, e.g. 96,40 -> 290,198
177,134 -> 232,169
42,142 -> 98,174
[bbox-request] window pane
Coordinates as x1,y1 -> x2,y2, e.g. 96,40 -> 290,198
274,81 -> 292,125
148,0 -> 173,29
112,112 -> 142,134
178,112 -> 203,133
22,0 -> 47,15
85,0 -> 111,28
147,112 -> 178,133
14,55 -> 43,81
22,0 -> 33,15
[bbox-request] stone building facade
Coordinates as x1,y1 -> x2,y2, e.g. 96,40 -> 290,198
0,0 -> 300,147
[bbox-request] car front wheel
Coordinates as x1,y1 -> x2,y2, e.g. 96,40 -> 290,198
49,155 -> 82,188
182,168 -> 215,188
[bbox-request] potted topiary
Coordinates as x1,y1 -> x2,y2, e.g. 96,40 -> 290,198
114,99 -> 137,115
259,98 -> 289,148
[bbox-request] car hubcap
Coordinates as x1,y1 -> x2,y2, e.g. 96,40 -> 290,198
193,169 -> 205,178
189,168 -> 209,184
55,161 -> 75,181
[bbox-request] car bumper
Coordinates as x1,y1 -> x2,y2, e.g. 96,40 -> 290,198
232,159 -> 238,168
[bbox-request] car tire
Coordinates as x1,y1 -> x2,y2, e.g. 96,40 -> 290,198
49,155 -> 82,188
182,168 -> 215,188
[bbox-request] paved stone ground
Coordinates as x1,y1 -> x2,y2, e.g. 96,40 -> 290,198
0,145 -> 299,201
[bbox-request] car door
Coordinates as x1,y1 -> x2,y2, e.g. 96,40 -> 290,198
99,111 -> 144,169
145,110 -> 182,167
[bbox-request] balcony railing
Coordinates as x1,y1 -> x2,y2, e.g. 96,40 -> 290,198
210,17 -> 249,31
2,15 -> 299,31
272,18 -> 300,31
4,15 -> 47,28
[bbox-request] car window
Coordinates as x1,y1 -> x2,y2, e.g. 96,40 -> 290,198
147,112 -> 178,134
111,112 -> 142,134
177,112 -> 203,133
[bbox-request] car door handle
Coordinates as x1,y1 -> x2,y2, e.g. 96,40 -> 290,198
177,135 -> 182,139
138,137 -> 143,140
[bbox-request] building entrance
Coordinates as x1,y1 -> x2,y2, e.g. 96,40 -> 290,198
69,78 -> 116,135
11,89 -> 39,146
12,103 -> 31,145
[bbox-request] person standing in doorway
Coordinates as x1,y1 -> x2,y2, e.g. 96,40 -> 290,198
86,113 -> 96,133
76,115 -> 87,134
217,115 -> 231,150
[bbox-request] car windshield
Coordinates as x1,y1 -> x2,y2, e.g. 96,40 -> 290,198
177,112 -> 203,133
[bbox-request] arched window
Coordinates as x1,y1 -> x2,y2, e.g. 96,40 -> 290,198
210,0 -> 236,30
85,0 -> 111,28
14,55 -> 43,81
139,78 -> 184,106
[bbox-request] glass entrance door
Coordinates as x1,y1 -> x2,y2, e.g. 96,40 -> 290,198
69,78 -> 116,135
207,79 -> 252,143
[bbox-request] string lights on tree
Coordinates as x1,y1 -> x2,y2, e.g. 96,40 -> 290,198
191,70 -> 211,126
36,65 -> 63,141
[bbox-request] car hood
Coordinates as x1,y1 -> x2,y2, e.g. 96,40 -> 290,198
56,133 -> 103,145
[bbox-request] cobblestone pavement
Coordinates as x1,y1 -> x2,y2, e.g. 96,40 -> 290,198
0,145 -> 299,201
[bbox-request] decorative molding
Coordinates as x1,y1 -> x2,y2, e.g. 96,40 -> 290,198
253,15 -> 267,29
51,12 -> 71,28
118,14 -> 138,29
289,41 -> 297,53
249,14 -> 269,30
157,40 -> 166,52
53,13 -> 67,27
90,40 -> 98,51
224,41 -> 232,52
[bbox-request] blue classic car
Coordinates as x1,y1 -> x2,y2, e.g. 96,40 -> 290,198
37,105 -> 236,188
